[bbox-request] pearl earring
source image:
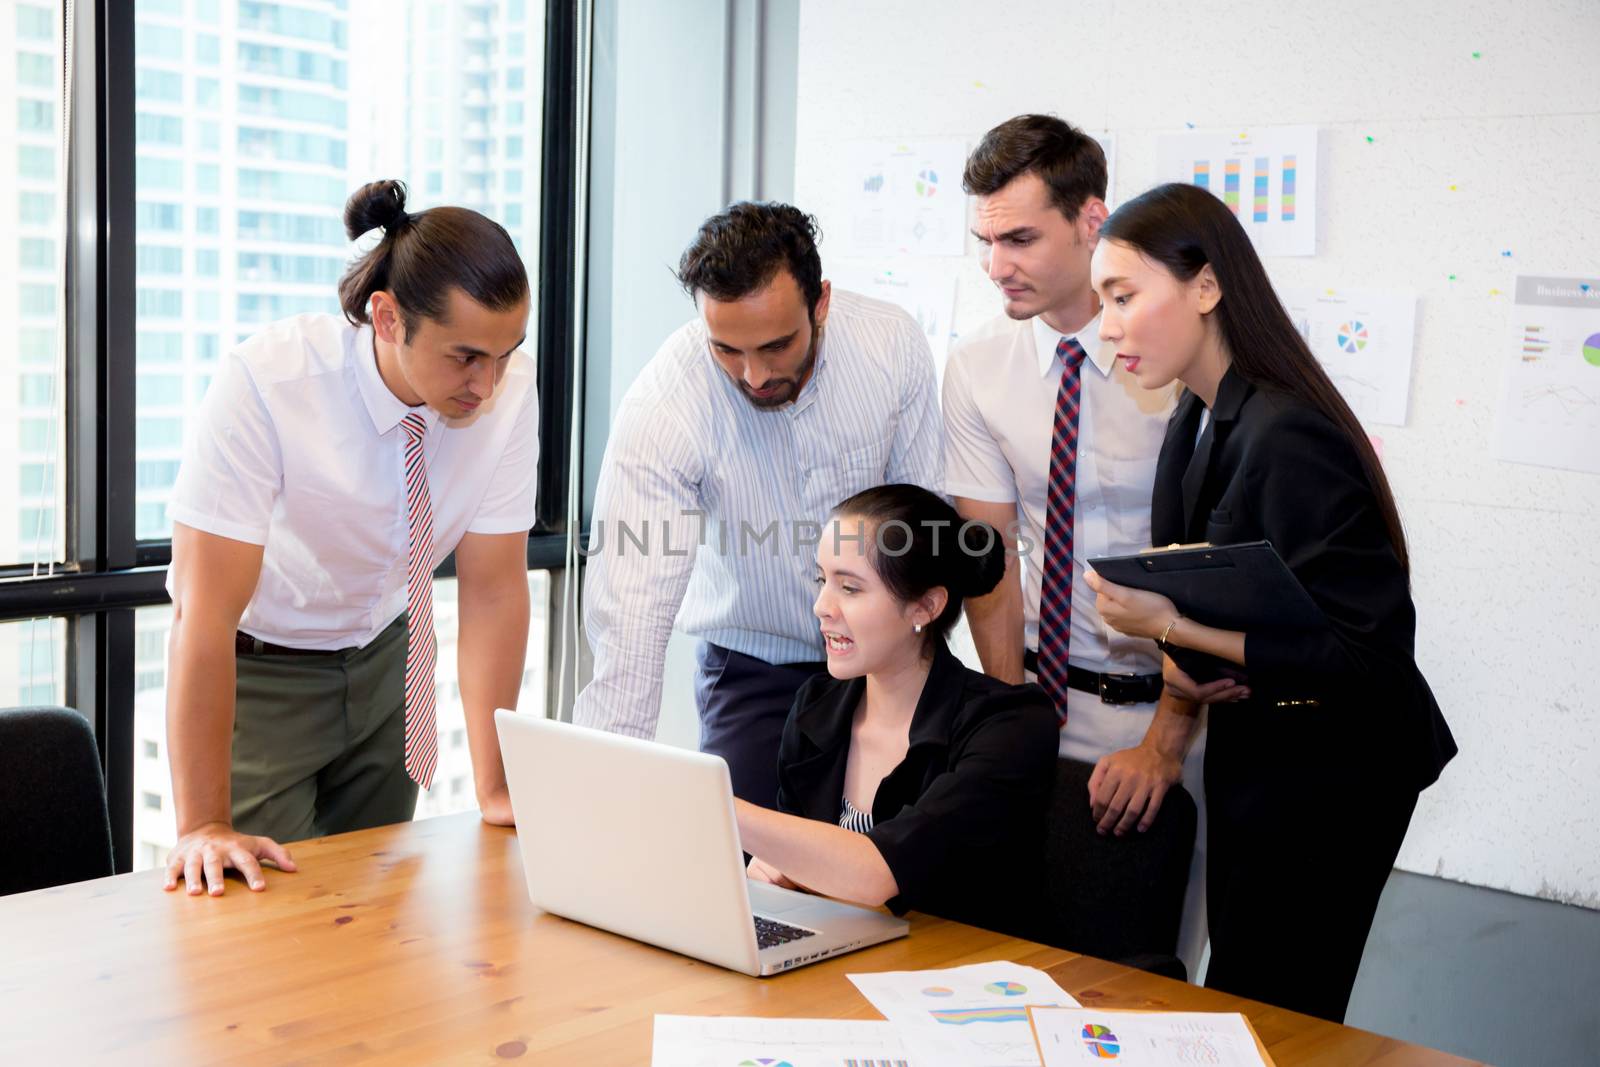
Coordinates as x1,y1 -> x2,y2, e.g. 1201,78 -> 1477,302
913,623 -> 924,634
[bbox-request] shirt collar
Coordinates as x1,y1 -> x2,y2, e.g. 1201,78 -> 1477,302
1031,311 -> 1115,379
352,322 -> 439,436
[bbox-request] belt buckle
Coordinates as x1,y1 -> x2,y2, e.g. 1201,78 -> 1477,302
1098,673 -> 1143,707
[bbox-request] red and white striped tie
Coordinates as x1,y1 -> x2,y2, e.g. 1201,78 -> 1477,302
401,412 -> 439,789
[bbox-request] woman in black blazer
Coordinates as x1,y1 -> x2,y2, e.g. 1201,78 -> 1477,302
1081,183 -> 1457,1023
732,484 -> 1058,938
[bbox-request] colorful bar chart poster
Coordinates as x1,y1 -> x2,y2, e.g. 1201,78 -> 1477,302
838,139 -> 969,257
1281,286 -> 1418,426
828,258 -> 961,383
1493,274 -> 1600,474
1156,126 -> 1319,256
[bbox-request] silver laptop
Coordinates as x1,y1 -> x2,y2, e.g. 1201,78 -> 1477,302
495,711 -> 908,976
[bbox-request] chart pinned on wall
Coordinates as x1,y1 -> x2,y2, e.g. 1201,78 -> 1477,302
828,258 -> 960,382
1089,130 -> 1118,206
1157,126 -> 1319,256
1492,273 -> 1600,474
839,139 -> 969,257
1281,286 -> 1418,426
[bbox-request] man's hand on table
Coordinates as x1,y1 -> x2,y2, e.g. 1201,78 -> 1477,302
163,821 -> 297,896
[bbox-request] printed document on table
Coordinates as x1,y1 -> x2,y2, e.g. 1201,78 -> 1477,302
849,960 -> 1079,1067
651,1014 -> 911,1066
1029,1007 -> 1273,1067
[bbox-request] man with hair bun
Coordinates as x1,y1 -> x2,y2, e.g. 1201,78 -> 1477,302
162,180 -> 538,897
573,202 -> 944,811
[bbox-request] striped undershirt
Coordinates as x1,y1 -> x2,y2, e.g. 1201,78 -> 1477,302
839,795 -> 874,834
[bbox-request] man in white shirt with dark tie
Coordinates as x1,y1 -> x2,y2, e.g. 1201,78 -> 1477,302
574,202 -> 944,809
943,116 -> 1244,976
161,184 -> 539,897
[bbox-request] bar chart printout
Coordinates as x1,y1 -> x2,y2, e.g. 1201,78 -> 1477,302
1156,126 -> 1319,256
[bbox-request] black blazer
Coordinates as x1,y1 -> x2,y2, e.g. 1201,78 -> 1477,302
1154,368 -> 1456,790
775,641 -> 1057,936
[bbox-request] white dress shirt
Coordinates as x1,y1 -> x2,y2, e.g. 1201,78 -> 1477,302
574,289 -> 944,739
167,313 -> 540,650
942,312 -> 1177,674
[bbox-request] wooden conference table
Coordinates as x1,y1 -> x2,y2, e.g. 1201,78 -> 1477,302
0,813 -> 1479,1065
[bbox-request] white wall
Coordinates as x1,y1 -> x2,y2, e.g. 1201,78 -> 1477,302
793,0 -> 1600,908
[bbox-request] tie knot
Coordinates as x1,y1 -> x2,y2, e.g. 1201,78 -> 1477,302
401,412 -> 427,440
1056,336 -> 1088,369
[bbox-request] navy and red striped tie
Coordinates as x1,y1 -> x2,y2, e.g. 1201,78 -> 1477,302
1036,337 -> 1089,724
401,412 -> 439,789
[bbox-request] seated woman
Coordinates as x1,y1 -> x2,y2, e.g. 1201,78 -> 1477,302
733,484 -> 1058,937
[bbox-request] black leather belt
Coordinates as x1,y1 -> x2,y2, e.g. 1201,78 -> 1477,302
234,631 -> 350,657
1023,649 -> 1163,706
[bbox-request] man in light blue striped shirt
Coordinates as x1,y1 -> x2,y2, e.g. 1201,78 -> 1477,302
573,203 -> 944,807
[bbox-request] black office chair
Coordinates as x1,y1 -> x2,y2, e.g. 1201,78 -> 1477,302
1033,757 -> 1197,980
0,706 -> 114,896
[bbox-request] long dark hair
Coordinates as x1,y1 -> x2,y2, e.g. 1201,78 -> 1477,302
338,179 -> 529,341
830,484 -> 1009,651
1100,182 -> 1409,571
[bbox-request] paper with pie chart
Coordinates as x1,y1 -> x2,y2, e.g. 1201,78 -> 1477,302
1280,286 -> 1418,427
839,139 -> 969,257
1028,1008 -> 1273,1066
848,961 -> 1078,1067
1492,273 -> 1600,475
649,1014 -> 909,1067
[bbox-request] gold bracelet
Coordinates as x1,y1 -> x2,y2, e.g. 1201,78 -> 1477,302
1157,614 -> 1182,650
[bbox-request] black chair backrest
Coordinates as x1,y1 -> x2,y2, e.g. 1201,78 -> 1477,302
0,706 -> 114,896
1036,757 -> 1197,963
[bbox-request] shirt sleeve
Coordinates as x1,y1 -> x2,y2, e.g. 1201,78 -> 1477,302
466,357 -> 541,535
940,345 -> 1017,504
866,687 -> 1058,912
882,319 -> 946,497
166,349 -> 284,546
1240,405 -> 1416,694
570,394 -> 704,739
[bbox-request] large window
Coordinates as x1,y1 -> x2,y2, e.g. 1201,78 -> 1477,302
133,0 -> 547,543
3,0 -> 66,567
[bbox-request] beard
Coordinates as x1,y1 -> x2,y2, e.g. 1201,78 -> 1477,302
739,322 -> 821,409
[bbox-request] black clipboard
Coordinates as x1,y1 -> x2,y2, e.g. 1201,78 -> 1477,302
1087,541 -> 1324,685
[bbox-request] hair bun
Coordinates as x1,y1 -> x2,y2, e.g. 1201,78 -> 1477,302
344,179 -> 409,240
958,519 -> 1008,599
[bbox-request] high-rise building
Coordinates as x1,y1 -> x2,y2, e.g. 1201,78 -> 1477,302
1,0 -> 67,708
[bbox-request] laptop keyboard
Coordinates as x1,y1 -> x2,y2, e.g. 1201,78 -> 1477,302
753,914 -> 818,950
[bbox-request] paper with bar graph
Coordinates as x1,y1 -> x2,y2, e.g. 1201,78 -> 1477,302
650,1015 -> 911,1066
1281,286 -> 1418,426
1493,273 -> 1600,474
849,961 -> 1078,1067
1156,126 -> 1319,256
